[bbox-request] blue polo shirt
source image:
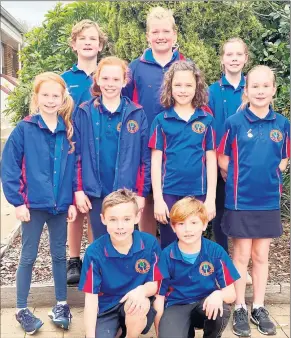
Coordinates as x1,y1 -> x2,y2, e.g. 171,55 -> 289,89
37,115 -> 65,202
78,231 -> 162,314
61,64 -> 94,118
208,74 -> 245,145
91,97 -> 124,197
218,106 -> 290,210
158,238 -> 240,308
148,106 -> 216,196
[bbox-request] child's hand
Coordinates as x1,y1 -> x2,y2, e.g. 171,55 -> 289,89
75,191 -> 92,213
220,169 -> 227,182
204,198 -> 216,221
119,286 -> 147,316
67,205 -> 77,223
15,204 -> 30,222
154,198 -> 169,224
203,290 -> 223,320
136,196 -> 145,212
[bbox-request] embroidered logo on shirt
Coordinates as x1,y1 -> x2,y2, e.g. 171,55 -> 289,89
127,120 -> 139,134
117,122 -> 122,132
135,259 -> 150,274
192,121 -> 206,134
199,261 -> 214,276
270,129 -> 283,142
247,129 -> 253,138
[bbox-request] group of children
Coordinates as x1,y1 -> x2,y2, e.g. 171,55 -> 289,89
1,6 -> 290,338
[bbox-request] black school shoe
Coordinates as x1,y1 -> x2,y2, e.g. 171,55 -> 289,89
67,258 -> 82,285
251,307 -> 276,335
232,308 -> 251,337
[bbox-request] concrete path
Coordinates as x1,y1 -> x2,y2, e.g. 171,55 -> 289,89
1,304 -> 290,338
0,187 -> 20,257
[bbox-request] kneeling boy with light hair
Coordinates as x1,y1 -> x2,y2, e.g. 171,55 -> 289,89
154,197 -> 240,338
79,189 -> 162,338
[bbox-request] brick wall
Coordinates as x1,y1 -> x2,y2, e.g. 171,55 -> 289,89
2,43 -> 19,78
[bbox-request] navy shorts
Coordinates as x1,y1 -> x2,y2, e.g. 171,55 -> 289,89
222,209 -> 282,238
96,297 -> 157,338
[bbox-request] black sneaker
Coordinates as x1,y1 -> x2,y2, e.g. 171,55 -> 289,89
251,307 -> 276,335
232,308 -> 251,337
67,258 -> 82,284
16,308 -> 44,335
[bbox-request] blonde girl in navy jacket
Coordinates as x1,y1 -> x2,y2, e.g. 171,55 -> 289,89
2,72 -> 77,335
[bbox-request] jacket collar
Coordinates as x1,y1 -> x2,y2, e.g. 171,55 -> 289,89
140,48 -> 186,65
23,114 -> 66,132
243,105 -> 276,123
80,96 -> 142,121
103,231 -> 145,258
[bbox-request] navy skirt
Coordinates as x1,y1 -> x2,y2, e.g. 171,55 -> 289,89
221,209 -> 283,239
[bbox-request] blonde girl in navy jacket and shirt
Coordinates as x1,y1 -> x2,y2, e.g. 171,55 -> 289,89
2,73 -> 77,335
218,65 -> 290,336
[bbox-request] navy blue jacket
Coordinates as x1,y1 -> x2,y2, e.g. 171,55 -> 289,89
74,96 -> 151,197
123,48 -> 186,127
1,115 -> 75,213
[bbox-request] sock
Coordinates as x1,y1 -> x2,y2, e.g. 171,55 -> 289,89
235,304 -> 247,311
70,257 -> 80,260
16,307 -> 27,314
253,303 -> 264,310
57,301 -> 67,306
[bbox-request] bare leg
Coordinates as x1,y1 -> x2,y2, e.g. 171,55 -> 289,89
232,238 -> 253,305
251,238 -> 272,305
86,215 -> 93,244
139,195 -> 157,236
125,298 -> 150,338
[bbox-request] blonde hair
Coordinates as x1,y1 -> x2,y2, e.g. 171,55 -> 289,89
101,189 -> 138,214
146,6 -> 177,32
91,56 -> 129,107
160,60 -> 208,109
30,72 -> 75,153
220,37 -> 249,72
170,196 -> 209,225
69,19 -> 107,52
240,65 -> 276,110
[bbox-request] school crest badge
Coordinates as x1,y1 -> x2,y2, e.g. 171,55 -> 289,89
117,122 -> 122,132
270,129 -> 283,143
192,121 -> 206,134
199,261 -> 214,276
135,259 -> 150,274
127,120 -> 139,134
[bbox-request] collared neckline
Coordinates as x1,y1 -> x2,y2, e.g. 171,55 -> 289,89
221,74 -> 245,89
37,114 -> 66,132
140,48 -> 181,65
99,96 -> 124,115
164,106 -> 208,121
103,230 -> 145,258
71,63 -> 95,77
169,238 -> 205,265
244,105 -> 276,123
